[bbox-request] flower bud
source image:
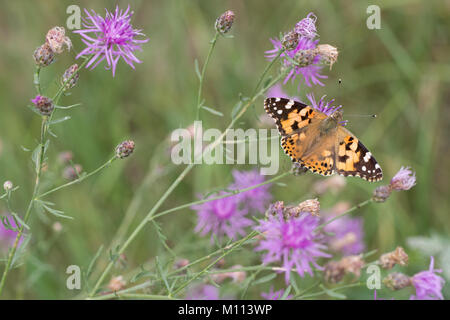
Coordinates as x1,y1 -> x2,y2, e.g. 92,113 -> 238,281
379,246 -> 409,269
33,43 -> 55,67
383,272 -> 411,290
314,44 -> 338,69
46,26 -> 72,54
281,30 -> 299,51
293,49 -> 316,67
372,185 -> 392,203
215,10 -> 235,34
313,175 -> 346,195
115,140 -> 135,159
62,64 -> 79,89
108,275 -> 126,292
3,180 -> 13,192
31,95 -> 54,116
63,164 -> 83,180
324,261 -> 345,283
286,199 -> 320,217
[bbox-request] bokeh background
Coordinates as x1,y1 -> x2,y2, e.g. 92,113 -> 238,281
0,0 -> 449,299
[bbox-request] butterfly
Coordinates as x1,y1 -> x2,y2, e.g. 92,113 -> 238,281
264,97 -> 382,182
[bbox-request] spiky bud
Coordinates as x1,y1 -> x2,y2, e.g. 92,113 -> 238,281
281,30 -> 299,51
46,26 -> 72,54
108,275 -> 126,292
324,255 -> 365,283
31,95 -> 54,116
33,43 -> 55,67
372,185 -> 392,203
63,164 -> 83,180
62,64 -> 79,89
379,246 -> 409,269
115,140 -> 135,159
295,13 -> 317,40
315,44 -> 338,69
215,10 -> 235,34
3,180 -> 13,192
390,167 -> 416,191
286,199 -> 320,217
383,272 -> 411,290
293,49 -> 316,67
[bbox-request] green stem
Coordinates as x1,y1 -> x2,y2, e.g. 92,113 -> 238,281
315,199 -> 373,231
170,230 -> 259,297
196,31 -> 219,120
34,67 -> 41,95
36,157 -> 117,199
252,49 -> 284,97
0,117 -> 48,296
89,56 -> 288,298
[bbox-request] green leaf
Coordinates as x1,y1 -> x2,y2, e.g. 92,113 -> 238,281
319,284 -> 347,299
31,144 -> 42,172
194,59 -> 201,80
10,212 -> 30,230
86,245 -> 104,279
201,105 -> 224,117
252,273 -> 277,285
41,202 -> 74,220
281,285 -> 292,300
231,101 -> 243,119
48,116 -> 71,125
55,103 -> 81,110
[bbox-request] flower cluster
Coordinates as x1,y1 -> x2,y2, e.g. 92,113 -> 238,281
255,202 -> 330,283
410,256 -> 445,300
33,26 -> 71,67
74,6 -> 149,77
192,170 -> 271,242
265,13 -> 338,87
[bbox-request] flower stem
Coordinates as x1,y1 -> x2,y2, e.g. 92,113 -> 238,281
252,49 -> 283,97
0,117 -> 48,296
34,66 -> 41,95
195,31 -> 219,120
89,56 -> 288,297
315,198 -> 373,231
35,156 -> 117,199
170,230 -> 259,297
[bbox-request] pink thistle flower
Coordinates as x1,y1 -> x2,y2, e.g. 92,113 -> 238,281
229,169 -> 272,214
265,37 -> 326,87
295,13 -> 318,40
390,166 -> 416,191
192,192 -> 253,242
261,287 -> 293,300
255,210 -> 331,283
410,256 -> 445,300
74,6 -> 149,77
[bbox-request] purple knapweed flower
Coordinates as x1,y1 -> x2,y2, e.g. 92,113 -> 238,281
390,166 -> 416,191
410,256 -> 445,300
306,93 -> 348,126
261,287 -> 293,300
186,285 -> 220,300
295,13 -> 317,40
192,192 -> 253,242
265,13 -> 326,87
74,5 -> 149,76
229,169 -> 272,214
255,210 -> 331,283
323,214 -> 365,256
0,215 -> 22,253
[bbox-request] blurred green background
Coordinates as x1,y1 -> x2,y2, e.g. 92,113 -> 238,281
0,0 -> 449,299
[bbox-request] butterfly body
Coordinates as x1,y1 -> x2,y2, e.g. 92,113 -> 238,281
264,97 -> 382,182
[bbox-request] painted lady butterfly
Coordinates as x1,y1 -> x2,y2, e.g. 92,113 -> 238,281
264,97 -> 382,182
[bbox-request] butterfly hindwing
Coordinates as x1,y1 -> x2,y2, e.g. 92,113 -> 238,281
336,127 -> 383,182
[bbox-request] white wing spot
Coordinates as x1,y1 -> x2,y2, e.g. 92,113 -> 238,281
275,98 -> 281,102
362,166 -> 366,171
285,100 -> 294,109
277,110 -> 283,115
363,152 -> 372,163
